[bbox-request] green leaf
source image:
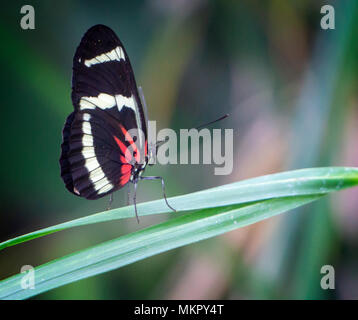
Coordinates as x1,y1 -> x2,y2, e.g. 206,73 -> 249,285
1,167 -> 357,251
0,167 -> 357,299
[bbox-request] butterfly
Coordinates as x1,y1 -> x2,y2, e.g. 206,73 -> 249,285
59,24 -> 175,222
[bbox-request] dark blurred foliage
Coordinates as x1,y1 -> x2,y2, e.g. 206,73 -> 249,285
0,0 -> 357,299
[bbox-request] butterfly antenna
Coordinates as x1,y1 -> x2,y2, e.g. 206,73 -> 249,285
195,114 -> 229,130
156,136 -> 169,148
155,115 -> 229,149
127,183 -> 131,206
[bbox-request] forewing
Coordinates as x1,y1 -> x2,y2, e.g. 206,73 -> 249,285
72,25 -> 146,132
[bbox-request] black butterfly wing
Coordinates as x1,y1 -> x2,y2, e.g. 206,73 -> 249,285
60,25 -> 147,199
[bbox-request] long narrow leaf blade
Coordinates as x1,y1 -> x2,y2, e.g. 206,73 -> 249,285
0,195 -> 322,299
1,167 -> 357,251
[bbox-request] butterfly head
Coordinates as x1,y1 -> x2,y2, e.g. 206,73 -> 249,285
130,160 -> 147,182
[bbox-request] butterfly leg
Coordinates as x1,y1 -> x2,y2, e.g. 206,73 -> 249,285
107,193 -> 113,210
133,181 -> 140,224
140,176 -> 176,213
127,183 -> 131,206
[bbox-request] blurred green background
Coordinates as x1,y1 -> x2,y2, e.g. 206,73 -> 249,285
1,0 -> 358,299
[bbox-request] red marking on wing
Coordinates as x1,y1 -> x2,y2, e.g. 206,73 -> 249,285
119,171 -> 131,186
119,124 -> 141,163
120,164 -> 131,185
121,164 -> 131,174
113,135 -> 132,163
113,135 -> 133,186
113,136 -> 132,186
